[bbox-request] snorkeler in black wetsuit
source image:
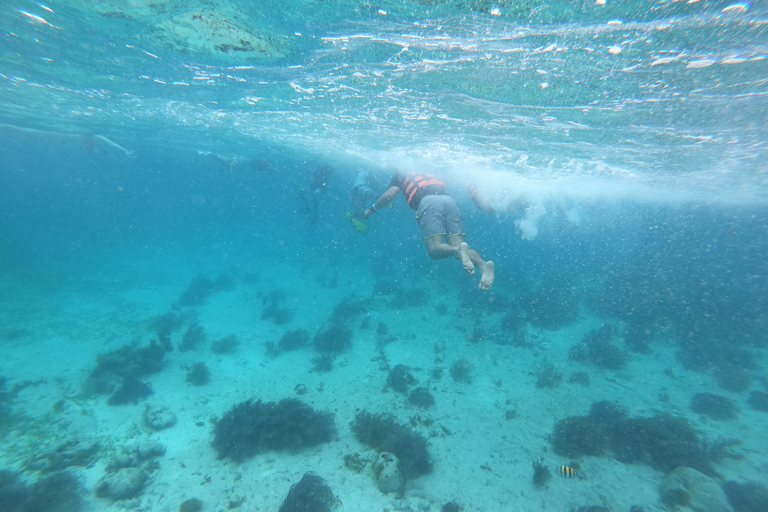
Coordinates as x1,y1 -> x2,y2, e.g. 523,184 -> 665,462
300,164 -> 332,226
344,170 -> 382,234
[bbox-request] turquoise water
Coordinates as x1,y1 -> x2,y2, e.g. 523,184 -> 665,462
1,1 -> 767,511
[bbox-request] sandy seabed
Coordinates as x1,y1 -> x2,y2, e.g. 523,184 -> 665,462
0,251 -> 765,512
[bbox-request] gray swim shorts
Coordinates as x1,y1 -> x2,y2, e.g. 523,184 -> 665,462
416,194 -> 465,241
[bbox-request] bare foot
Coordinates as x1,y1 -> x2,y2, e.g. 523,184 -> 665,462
478,261 -> 494,290
459,242 -> 474,275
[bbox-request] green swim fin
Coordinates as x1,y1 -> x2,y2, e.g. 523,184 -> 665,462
345,211 -> 369,235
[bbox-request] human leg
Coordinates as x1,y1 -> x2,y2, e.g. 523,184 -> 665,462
418,195 -> 494,287
425,234 -> 462,260
418,196 -> 464,262
446,235 -> 495,290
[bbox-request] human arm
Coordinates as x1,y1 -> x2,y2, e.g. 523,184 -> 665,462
469,185 -> 496,215
364,186 -> 400,219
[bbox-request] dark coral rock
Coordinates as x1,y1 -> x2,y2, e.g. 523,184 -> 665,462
143,405 -> 177,431
313,324 -> 353,354
497,330 -> 533,348
211,335 -> 239,354
387,285 -> 430,309
500,310 -> 525,333
0,470 -> 29,511
551,416 -> 609,458
713,363 -> 753,392
380,430 -> 433,480
350,410 -> 432,481
154,312 -> 181,348
624,322 -> 654,354
404,286 -> 430,308
350,411 -> 402,448
571,325 -> 628,370
1,470 -> 84,512
80,374 -> 115,397
0,377 -> 19,420
186,362 -> 210,386
92,340 -> 167,380
343,452 -> 368,473
552,404 -> 715,475
261,290 -> 293,325
535,364 -> 563,389
278,329 -> 310,352
568,343 -> 589,363
373,279 -> 400,296
25,471 -> 83,512
2,328 -> 29,341
467,326 -> 486,344
690,393 -> 739,420
179,324 -> 206,352
387,365 -> 418,394
212,399 -> 335,462
108,379 -> 153,406
311,354 -> 335,373
676,337 -> 758,394
177,274 -> 234,307
532,458 -> 551,488
702,437 -> 743,462
179,498 -> 203,512
568,371 -> 591,386
747,390 -> 768,412
450,359 -> 472,383
408,387 -> 435,409
177,276 -> 215,307
330,297 -> 368,325
588,339 -> 627,369
723,481 -> 768,512
610,415 -> 713,475
442,502 -> 461,512
32,439 -> 101,472
95,467 -> 147,500
589,401 -> 628,427
278,473 -> 338,512
676,337 -> 758,374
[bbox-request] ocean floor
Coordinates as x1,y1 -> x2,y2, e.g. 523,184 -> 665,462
1,247 -> 766,512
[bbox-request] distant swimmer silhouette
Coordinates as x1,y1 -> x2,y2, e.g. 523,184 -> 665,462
80,134 -> 135,158
197,150 -> 240,171
300,164 -> 332,227
248,159 -> 275,173
0,123 -> 135,158
197,150 -> 276,174
345,169 -> 383,235
365,170 -> 495,290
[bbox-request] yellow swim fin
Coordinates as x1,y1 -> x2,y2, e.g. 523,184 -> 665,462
345,211 -> 369,235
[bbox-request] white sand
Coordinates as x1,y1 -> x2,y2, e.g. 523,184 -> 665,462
0,250 -> 765,512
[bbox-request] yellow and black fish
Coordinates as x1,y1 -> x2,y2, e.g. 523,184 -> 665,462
560,465 -> 577,478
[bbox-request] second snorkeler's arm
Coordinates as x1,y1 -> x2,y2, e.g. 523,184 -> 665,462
364,186 -> 400,218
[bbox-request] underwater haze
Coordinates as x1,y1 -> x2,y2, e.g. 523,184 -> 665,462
1,1 -> 767,511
